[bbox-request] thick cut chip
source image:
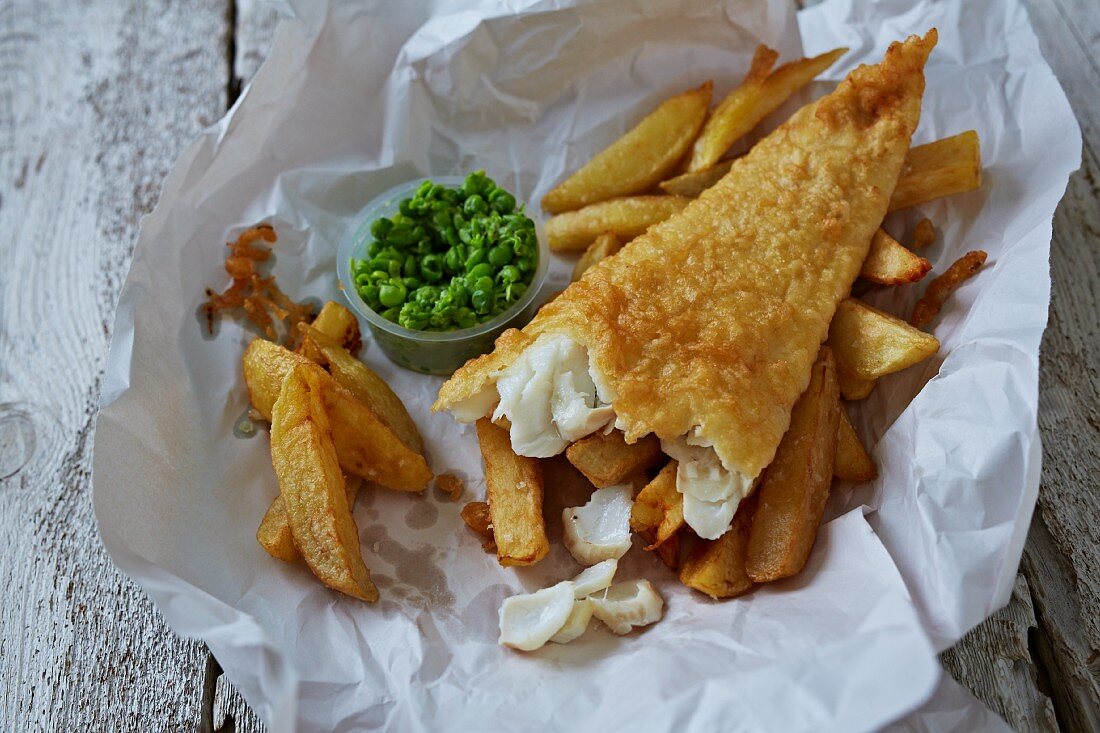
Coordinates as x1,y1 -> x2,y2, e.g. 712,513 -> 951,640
745,348 -> 840,583
860,228 -> 932,285
270,364 -> 378,601
834,406 -> 877,482
838,367 -> 876,401
299,301 -> 362,360
630,461 -> 683,549
572,232 -> 624,282
911,250 -> 988,328
828,298 -> 940,380
300,324 -> 423,452
678,495 -> 757,599
542,82 -> 712,213
544,196 -> 689,252
687,46 -> 847,172
565,431 -> 663,488
258,476 -> 363,563
658,159 -> 735,197
476,419 -> 549,566
889,130 -> 981,212
243,339 -> 431,491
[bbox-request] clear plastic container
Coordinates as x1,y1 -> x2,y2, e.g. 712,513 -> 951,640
337,176 -> 548,376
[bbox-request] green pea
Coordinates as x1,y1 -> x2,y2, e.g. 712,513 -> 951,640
387,224 -> 416,247
403,255 -> 419,278
441,226 -> 460,248
401,277 -> 420,290
354,273 -> 372,288
465,247 -> 487,270
468,262 -> 493,280
487,244 -> 512,267
471,289 -> 494,314
399,302 -> 430,330
379,281 -> 407,308
498,265 -> 520,284
506,282 -> 527,302
370,217 -> 393,240
455,307 -> 477,328
398,198 -> 415,217
448,282 -> 470,307
387,260 -> 403,278
414,285 -> 438,306
420,255 -> 444,282
444,246 -> 464,274
416,180 -> 433,198
464,195 -> 488,217
489,188 -> 515,214
358,284 -> 380,306
369,270 -> 389,283
474,275 -> 494,293
516,256 -> 534,273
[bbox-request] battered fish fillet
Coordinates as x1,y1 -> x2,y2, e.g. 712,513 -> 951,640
437,32 -> 936,483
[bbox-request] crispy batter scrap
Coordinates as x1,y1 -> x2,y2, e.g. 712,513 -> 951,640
912,217 -> 936,249
460,501 -> 496,551
911,250 -> 987,327
203,224 -> 316,347
436,473 -> 465,502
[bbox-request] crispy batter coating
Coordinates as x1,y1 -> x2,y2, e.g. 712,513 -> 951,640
437,31 -> 936,478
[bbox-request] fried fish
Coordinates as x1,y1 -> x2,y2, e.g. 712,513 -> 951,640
436,31 -> 937,539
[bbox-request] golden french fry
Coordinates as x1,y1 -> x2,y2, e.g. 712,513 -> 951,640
687,46 -> 847,172
475,418 -> 549,566
542,82 -> 712,213
658,159 -> 734,197
243,339 -> 432,491
298,301 -> 362,360
746,347 -> 840,583
630,461 -> 683,549
678,495 -> 757,599
572,231 -> 624,282
860,228 -> 932,285
544,196 -> 688,252
565,430 -> 664,488
911,251 -> 988,328
270,364 -> 378,601
258,476 -> 363,563
299,324 -> 423,453
827,298 -> 940,380
912,218 -> 936,249
889,130 -> 981,212
834,406 -> 877,482
838,367 -> 876,401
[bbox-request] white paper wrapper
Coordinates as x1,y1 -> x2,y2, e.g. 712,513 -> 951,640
92,0 -> 1078,730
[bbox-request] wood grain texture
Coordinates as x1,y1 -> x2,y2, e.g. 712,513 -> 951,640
0,0 -> 229,729
942,574 -> 1059,731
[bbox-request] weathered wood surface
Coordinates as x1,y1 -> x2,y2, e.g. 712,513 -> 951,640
0,0 -> 228,729
0,0 -> 1096,731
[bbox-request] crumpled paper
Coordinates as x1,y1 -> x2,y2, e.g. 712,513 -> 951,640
92,0 -> 1079,730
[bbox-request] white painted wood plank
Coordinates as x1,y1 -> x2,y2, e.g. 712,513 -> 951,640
941,574 -> 1059,731
0,0 -> 230,729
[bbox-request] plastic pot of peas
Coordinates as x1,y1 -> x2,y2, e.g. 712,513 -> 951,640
338,172 -> 548,375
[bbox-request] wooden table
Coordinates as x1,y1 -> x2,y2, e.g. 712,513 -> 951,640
0,1 -> 1095,730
